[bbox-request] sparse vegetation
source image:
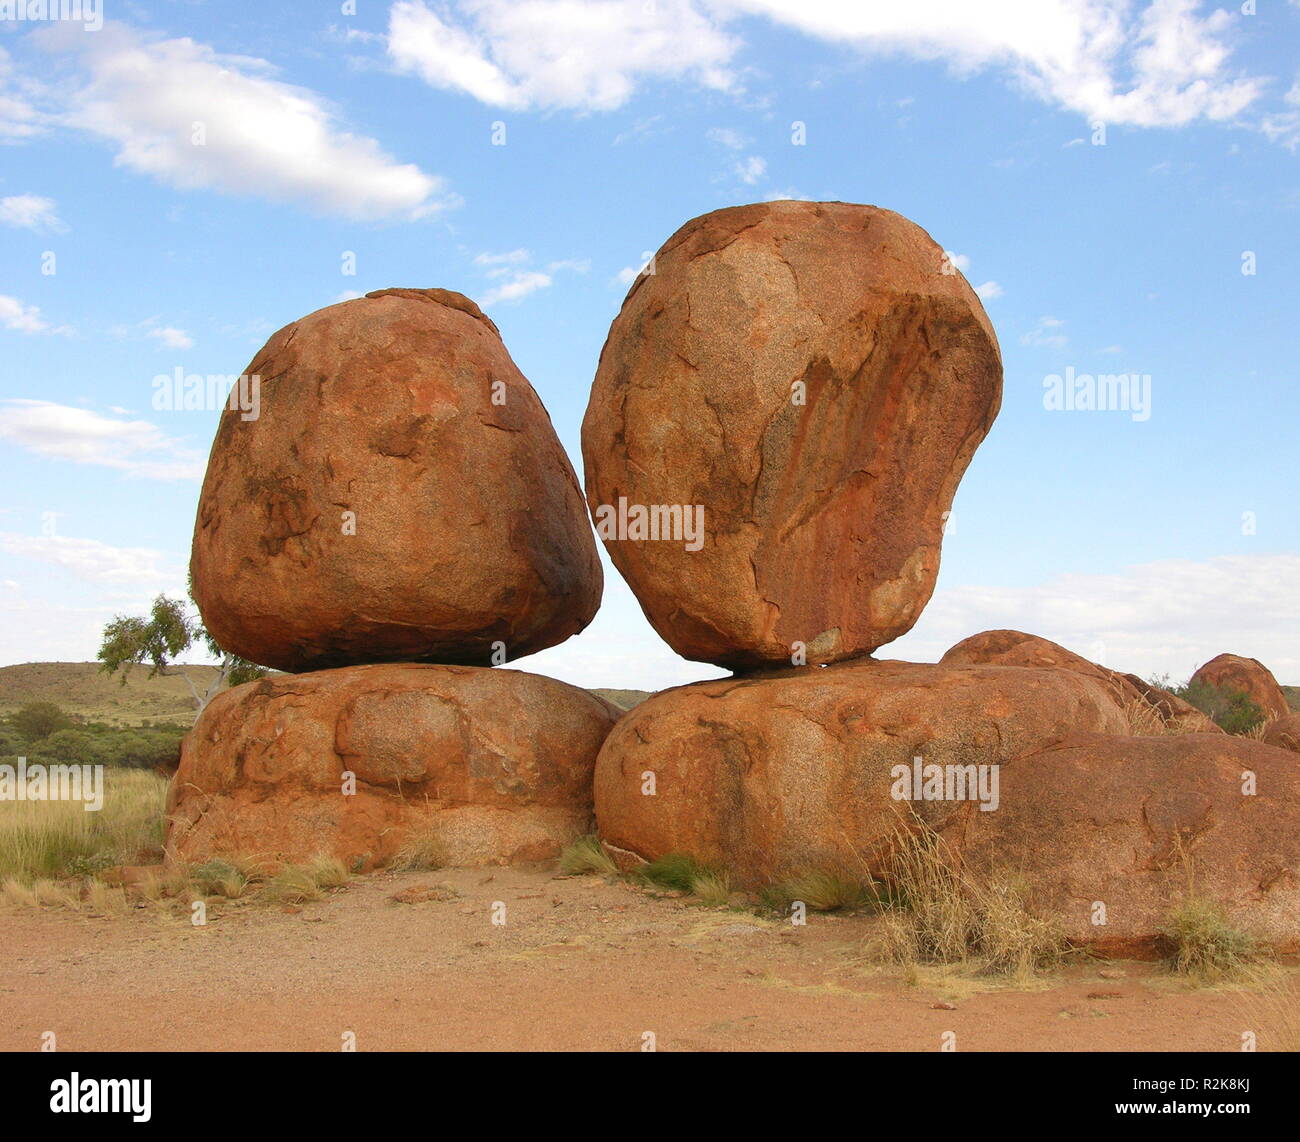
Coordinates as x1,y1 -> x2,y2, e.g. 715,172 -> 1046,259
0,767 -> 167,883
1153,675 -> 1268,736
98,591 -> 267,717
1,701 -> 188,771
637,851 -> 713,893
863,826 -> 1068,978
761,869 -> 884,914
389,829 -> 446,872
1163,897 -> 1257,982
559,834 -> 619,876
688,867 -> 732,907
1235,969 -> 1300,1051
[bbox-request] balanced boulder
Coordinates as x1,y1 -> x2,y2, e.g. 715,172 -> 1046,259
582,201 -> 1002,670
167,664 -> 621,869
191,288 -> 602,673
1190,653 -> 1290,723
593,658 -> 1126,884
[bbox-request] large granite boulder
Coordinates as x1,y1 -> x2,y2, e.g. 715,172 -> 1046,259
191,288 -> 602,673
167,664 -> 621,869
582,201 -> 1002,670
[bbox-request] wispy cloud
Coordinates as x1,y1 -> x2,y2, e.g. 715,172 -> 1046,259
0,193 -> 64,232
34,21 -> 454,220
0,532 -> 176,584
0,400 -> 204,481
0,295 -> 71,336
383,0 -> 1277,139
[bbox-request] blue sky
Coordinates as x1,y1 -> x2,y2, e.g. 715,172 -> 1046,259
0,0 -> 1296,689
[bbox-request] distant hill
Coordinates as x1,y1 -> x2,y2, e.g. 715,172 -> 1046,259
1284,685 -> 1300,714
590,688 -> 653,711
0,662 -> 218,725
0,663 -> 653,726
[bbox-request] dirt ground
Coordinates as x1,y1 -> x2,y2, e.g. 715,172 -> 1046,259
1,867 -> 1284,1052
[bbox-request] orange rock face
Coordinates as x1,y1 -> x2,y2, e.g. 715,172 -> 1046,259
167,664 -> 621,870
581,201 -> 1002,670
1189,653 -> 1291,723
940,629 -> 1221,734
1262,712 -> 1300,754
960,734 -> 1300,954
191,288 -> 602,673
592,659 -> 1127,884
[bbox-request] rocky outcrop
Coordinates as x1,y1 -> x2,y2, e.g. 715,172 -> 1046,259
1190,654 -> 1290,723
167,664 -> 621,869
940,630 -> 1221,734
960,733 -> 1300,954
592,658 -> 1127,884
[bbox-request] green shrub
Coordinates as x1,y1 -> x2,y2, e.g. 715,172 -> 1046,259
1160,678 -> 1266,736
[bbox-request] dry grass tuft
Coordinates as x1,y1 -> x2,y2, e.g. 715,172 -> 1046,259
862,825 -> 1068,979
559,835 -> 619,876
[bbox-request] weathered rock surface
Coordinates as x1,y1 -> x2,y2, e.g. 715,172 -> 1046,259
582,201 -> 1002,670
940,629 -> 1221,734
960,733 -> 1300,954
191,288 -> 602,673
1262,712 -> 1300,754
1190,653 -> 1290,723
593,658 -> 1127,884
167,664 -> 621,869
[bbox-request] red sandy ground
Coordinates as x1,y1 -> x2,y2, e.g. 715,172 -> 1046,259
0,867 -> 1284,1052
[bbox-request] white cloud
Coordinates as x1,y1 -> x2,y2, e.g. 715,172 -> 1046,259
40,22 -> 452,220
474,248 -> 531,266
706,126 -> 748,149
480,269 -> 553,306
1260,76 -> 1300,150
0,533 -> 175,584
147,325 -> 194,350
974,280 -> 1003,300
1021,315 -> 1068,348
474,248 -> 587,307
385,0 -> 1274,135
0,45 -> 46,142
0,193 -> 63,231
943,250 -> 972,272
734,154 -> 767,184
726,0 -> 1264,128
0,400 -> 205,481
889,554 -> 1300,684
386,0 -> 738,111
0,295 -> 54,335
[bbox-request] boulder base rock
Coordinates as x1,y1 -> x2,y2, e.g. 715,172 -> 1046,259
167,664 -> 620,869
582,201 -> 1002,670
960,734 -> 1300,954
1190,653 -> 1290,723
593,658 -> 1127,884
191,288 -> 602,673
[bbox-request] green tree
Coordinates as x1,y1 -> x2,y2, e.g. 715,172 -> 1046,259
9,700 -> 73,742
98,592 -> 267,717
